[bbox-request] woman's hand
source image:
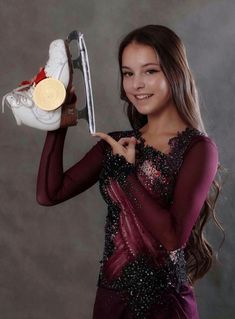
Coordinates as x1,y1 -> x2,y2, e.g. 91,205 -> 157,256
67,86 -> 76,103
92,132 -> 140,165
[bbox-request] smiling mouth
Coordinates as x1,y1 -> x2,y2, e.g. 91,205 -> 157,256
134,94 -> 153,100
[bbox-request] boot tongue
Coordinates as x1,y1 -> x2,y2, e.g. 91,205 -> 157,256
19,67 -> 47,86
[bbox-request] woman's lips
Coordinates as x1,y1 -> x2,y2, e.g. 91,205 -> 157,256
134,94 -> 153,100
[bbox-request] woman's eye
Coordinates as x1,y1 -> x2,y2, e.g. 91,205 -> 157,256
122,71 -> 133,77
146,69 -> 159,75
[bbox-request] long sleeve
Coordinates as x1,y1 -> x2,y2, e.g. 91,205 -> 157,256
109,137 -> 219,251
36,127 -> 107,206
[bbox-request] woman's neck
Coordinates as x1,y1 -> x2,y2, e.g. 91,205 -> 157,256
140,104 -> 189,137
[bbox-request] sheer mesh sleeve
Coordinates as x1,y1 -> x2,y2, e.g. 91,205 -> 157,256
110,137 -> 219,251
36,128 -> 107,206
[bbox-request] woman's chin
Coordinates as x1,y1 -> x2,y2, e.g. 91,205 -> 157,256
134,105 -> 152,115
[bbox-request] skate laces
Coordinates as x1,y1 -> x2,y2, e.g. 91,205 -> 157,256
2,67 -> 47,114
2,84 -> 31,113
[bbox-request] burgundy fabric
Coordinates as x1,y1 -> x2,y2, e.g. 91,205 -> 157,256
36,127 -> 218,319
105,135 -> 218,277
122,136 -> 218,250
37,127 -> 106,205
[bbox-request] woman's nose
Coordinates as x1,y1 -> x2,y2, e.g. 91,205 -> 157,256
132,75 -> 145,90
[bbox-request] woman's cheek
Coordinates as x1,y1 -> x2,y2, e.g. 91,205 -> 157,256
123,79 -> 130,93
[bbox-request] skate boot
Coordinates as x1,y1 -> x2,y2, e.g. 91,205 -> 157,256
2,31 -> 96,133
2,39 -> 78,130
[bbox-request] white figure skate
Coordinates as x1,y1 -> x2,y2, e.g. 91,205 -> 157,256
2,31 -> 96,133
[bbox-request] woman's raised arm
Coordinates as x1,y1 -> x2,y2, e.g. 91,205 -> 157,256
36,127 -> 107,206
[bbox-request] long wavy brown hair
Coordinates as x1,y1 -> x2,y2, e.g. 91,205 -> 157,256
118,25 -> 228,285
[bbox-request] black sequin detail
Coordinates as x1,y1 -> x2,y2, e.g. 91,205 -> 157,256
98,251 -> 188,319
102,149 -> 136,187
98,128 -> 206,319
98,132 -> 137,262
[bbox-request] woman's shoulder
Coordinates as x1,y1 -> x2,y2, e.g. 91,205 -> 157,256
183,129 -> 219,162
170,127 -> 218,162
188,129 -> 218,150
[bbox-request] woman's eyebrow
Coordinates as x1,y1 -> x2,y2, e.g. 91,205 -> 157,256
121,63 -> 160,69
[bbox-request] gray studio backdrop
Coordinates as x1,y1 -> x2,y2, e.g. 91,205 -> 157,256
0,1 -> 234,318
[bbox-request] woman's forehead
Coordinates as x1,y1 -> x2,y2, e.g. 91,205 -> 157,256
122,42 -> 160,66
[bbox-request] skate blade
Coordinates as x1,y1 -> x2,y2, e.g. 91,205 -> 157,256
67,30 -> 96,134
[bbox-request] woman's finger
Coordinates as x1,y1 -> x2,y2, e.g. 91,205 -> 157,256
92,132 -> 119,149
118,137 -> 137,147
70,86 -> 75,93
92,132 -> 139,164
93,133 -> 140,147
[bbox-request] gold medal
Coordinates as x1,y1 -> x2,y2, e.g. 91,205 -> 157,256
33,78 -> 66,111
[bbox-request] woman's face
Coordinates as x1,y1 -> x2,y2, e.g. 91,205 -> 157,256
121,42 -> 173,116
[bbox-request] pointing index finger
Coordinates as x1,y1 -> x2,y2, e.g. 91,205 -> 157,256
92,132 -> 117,148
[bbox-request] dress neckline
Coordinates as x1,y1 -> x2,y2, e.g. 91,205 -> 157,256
133,126 -> 194,157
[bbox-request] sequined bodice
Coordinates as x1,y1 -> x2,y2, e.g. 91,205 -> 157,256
100,127 -> 204,207
97,127 -> 205,318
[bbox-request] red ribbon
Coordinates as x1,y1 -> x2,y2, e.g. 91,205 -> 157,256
19,67 -> 47,86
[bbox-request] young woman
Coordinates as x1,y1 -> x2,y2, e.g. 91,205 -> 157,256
37,25 -> 224,319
